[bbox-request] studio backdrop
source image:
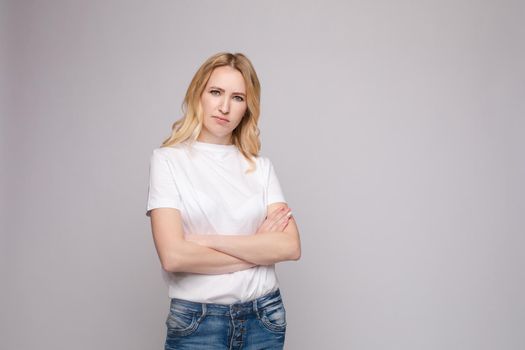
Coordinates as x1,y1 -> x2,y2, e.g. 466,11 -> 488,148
2,1 -> 524,349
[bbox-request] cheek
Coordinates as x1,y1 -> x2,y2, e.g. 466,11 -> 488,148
234,104 -> 248,117
233,108 -> 247,128
200,98 -> 212,112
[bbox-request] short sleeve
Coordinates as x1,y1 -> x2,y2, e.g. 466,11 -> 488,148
266,158 -> 287,205
145,149 -> 183,217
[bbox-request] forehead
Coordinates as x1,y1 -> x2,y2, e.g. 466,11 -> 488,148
206,66 -> 246,92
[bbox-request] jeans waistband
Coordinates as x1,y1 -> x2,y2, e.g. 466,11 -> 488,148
169,288 -> 282,317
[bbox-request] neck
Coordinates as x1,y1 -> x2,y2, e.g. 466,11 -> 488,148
197,132 -> 233,145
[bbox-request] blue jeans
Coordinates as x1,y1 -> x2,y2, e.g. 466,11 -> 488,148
164,288 -> 287,350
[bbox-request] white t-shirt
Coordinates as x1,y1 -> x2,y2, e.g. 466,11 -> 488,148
145,140 -> 287,304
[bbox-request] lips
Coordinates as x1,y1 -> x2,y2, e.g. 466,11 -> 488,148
212,116 -> 230,122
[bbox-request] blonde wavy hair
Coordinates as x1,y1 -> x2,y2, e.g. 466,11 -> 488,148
160,52 -> 262,173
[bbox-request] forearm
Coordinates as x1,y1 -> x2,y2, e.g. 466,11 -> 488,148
166,240 -> 256,275
191,232 -> 299,266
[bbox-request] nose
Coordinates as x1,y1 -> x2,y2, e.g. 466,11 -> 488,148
218,96 -> 230,114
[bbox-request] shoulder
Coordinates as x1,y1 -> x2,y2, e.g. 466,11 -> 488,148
255,154 -> 281,169
150,144 -> 187,161
253,155 -> 282,180
253,154 -> 272,172
254,154 -> 268,165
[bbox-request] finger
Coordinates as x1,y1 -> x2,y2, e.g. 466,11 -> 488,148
268,219 -> 278,232
272,210 -> 292,231
269,206 -> 288,220
283,210 -> 293,222
280,212 -> 293,229
257,221 -> 272,233
268,214 -> 285,231
276,207 -> 292,222
278,216 -> 290,231
265,209 -> 285,231
265,207 -> 292,232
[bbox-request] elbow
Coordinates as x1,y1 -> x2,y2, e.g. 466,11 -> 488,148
159,240 -> 193,272
162,262 -> 176,273
161,258 -> 177,273
290,247 -> 301,261
160,252 -> 184,273
287,242 -> 301,261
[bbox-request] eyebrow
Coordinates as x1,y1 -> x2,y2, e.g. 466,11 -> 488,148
209,86 -> 246,97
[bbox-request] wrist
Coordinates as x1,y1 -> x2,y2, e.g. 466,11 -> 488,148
203,234 -> 218,249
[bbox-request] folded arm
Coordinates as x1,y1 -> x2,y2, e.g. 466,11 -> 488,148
186,203 -> 302,266
148,208 -> 256,274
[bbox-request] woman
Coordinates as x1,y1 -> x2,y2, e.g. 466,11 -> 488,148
145,52 -> 301,349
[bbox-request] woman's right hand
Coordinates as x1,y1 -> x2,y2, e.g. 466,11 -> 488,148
256,206 -> 293,234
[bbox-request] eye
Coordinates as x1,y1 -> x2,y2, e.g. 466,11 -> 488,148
210,89 -> 221,96
233,95 -> 245,102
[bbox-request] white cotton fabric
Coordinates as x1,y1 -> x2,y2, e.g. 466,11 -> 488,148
145,140 -> 287,304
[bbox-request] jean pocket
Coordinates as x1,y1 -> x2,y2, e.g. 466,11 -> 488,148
259,298 -> 287,333
165,303 -> 201,337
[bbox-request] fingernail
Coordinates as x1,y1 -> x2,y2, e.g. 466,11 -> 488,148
286,211 -> 293,217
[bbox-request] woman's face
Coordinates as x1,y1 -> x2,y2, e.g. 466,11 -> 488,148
198,66 -> 248,144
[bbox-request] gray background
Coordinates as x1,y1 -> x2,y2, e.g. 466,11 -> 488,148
2,0 -> 524,349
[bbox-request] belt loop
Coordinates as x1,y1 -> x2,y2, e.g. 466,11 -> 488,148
201,303 -> 207,318
253,297 -> 261,318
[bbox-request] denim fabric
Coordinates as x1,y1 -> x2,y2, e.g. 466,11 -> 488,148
164,288 -> 286,350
